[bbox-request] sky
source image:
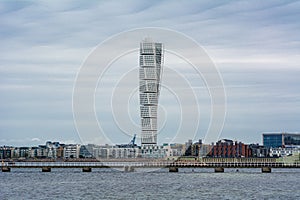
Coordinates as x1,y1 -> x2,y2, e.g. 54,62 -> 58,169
0,0 -> 300,146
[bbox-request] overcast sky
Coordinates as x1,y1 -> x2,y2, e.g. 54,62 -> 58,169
1,0 -> 300,146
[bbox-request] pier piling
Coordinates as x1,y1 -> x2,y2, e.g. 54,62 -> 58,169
262,167 -> 272,173
215,167 -> 224,173
2,167 -> 11,172
169,167 -> 179,172
42,167 -> 51,172
124,166 -> 134,172
82,167 -> 92,172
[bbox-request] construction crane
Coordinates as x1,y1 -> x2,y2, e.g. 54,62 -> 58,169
129,134 -> 136,147
117,134 -> 137,148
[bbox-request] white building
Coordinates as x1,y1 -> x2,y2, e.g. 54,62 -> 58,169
111,147 -> 141,159
64,144 -> 81,159
163,144 -> 184,158
141,145 -> 166,158
269,147 -> 300,157
45,141 -> 60,158
139,38 -> 164,146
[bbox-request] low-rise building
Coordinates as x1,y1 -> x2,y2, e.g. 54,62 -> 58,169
249,144 -> 269,157
56,145 -> 65,158
269,147 -> 300,157
111,147 -> 141,159
0,146 -> 13,159
45,141 -> 60,158
208,139 -> 252,158
141,145 -> 166,158
263,132 -> 300,148
36,145 -> 48,158
64,144 -> 81,159
29,147 -> 38,158
79,145 -> 93,158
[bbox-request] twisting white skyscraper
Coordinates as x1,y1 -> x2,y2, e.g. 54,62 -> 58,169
139,38 -> 164,146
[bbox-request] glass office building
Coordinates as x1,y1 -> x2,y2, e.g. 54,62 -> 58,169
263,133 -> 300,148
139,39 -> 163,146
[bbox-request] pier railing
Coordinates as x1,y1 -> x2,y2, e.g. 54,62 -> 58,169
2,161 -> 300,168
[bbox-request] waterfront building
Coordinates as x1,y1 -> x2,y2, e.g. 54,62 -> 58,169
208,139 -> 252,158
141,145 -> 166,158
169,143 -> 185,157
269,147 -> 300,157
198,143 -> 213,157
99,147 -> 112,159
78,144 -> 142,159
36,145 -> 47,158
0,146 -> 13,159
45,141 -> 60,158
249,144 -> 269,157
78,144 -> 97,158
263,132 -> 300,148
139,38 -> 164,146
94,145 -> 114,159
64,144 -> 81,159
183,139 -> 193,156
181,139 -> 213,157
163,143 -> 185,158
111,147 -> 141,159
79,145 -> 93,158
56,145 -> 65,158
29,147 -> 38,158
12,147 -> 20,158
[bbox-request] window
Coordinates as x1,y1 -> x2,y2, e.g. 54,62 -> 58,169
141,118 -> 157,130
139,80 -> 157,92
140,67 -> 157,79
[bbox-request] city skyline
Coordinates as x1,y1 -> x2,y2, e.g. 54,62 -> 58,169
1,132 -> 299,160
1,1 -> 300,146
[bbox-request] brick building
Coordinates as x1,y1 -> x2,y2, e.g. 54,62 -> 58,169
208,139 -> 252,158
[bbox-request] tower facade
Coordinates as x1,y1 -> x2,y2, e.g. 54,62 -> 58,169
139,39 -> 163,146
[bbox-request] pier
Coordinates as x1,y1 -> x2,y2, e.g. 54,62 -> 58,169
2,160 -> 299,173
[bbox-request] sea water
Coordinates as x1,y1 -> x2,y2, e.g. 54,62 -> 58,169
1,168 -> 299,199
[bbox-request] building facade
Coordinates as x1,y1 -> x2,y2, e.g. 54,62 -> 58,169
0,146 -> 13,159
139,38 -> 163,146
208,139 -> 252,158
269,147 -> 300,157
249,144 -> 269,157
263,133 -> 300,148
64,144 -> 81,159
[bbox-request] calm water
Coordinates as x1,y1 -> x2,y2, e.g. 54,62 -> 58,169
1,168 -> 299,199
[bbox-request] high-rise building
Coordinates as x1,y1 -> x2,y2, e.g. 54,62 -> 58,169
139,38 -> 164,146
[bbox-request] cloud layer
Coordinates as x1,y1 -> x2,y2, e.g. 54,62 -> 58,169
0,0 -> 300,146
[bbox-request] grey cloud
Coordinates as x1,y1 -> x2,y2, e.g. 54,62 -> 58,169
1,0 -> 300,145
